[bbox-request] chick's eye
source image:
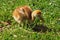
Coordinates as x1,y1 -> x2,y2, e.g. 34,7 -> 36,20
37,13 -> 41,16
38,12 -> 41,14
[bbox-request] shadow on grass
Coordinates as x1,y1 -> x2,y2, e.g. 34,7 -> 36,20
32,24 -> 52,33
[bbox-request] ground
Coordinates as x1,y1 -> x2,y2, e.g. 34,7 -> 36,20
0,0 -> 60,40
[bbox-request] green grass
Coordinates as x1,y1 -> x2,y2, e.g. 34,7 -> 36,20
0,0 -> 60,40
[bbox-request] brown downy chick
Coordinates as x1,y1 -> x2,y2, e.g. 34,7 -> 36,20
31,10 -> 44,22
12,6 -> 32,24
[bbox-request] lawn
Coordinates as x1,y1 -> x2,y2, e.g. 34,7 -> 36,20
0,0 -> 60,40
